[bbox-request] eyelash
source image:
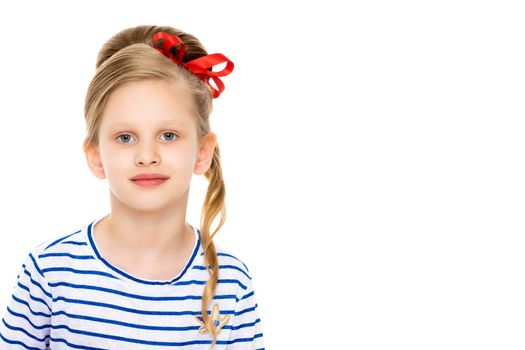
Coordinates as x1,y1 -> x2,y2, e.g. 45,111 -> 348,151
115,131 -> 179,144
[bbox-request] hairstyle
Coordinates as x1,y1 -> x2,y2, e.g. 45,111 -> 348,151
82,24 -> 226,348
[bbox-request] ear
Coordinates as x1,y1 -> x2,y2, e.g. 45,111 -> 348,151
194,132 -> 217,175
83,143 -> 106,179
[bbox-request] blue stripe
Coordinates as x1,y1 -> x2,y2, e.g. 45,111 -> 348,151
219,279 -> 248,290
39,252 -> 94,260
43,230 -> 82,250
50,336 -> 107,349
193,264 -> 251,280
48,281 -> 238,302
240,290 -> 254,301
61,240 -> 87,246
39,253 -> 250,280
6,306 -> 51,329
12,282 -> 51,315
201,251 -> 251,275
46,310 -> 260,332
48,323 -> 218,346
45,325 -> 263,347
43,270 -> 246,289
15,280 -> 51,312
52,296 -> 236,316
1,318 -> 48,343
28,253 -> 45,280
0,331 -> 43,350
20,267 -> 53,302
231,318 -> 262,331
236,304 -> 258,316
51,310 -> 200,331
173,279 -> 247,289
226,332 -> 264,345
42,267 -> 120,280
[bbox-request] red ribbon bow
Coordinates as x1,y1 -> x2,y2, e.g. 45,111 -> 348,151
152,31 -> 234,98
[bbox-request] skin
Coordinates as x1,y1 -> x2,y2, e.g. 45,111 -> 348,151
83,79 -> 216,279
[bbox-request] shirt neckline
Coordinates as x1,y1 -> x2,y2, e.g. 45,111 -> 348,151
86,213 -> 201,286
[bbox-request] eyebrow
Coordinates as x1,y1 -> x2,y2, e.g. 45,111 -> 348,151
107,121 -> 188,129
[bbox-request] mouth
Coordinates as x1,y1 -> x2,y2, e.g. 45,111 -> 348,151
130,178 -> 169,186
130,173 -> 170,181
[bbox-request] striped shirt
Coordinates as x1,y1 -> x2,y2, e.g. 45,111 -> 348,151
0,213 -> 264,349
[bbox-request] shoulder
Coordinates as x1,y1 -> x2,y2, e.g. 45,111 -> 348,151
204,241 -> 255,292
23,225 -> 85,271
33,226 -> 84,255
216,243 -> 251,274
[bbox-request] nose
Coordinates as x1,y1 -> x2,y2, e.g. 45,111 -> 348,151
135,143 -> 161,166
137,158 -> 159,166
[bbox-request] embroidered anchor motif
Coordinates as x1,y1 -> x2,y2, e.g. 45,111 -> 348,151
195,303 -> 230,334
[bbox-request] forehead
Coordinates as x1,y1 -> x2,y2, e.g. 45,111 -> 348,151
101,79 -> 197,130
106,119 -> 189,131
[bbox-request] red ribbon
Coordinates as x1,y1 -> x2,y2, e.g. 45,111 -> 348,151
152,31 -> 234,98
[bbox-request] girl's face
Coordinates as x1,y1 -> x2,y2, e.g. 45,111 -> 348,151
85,79 -> 216,212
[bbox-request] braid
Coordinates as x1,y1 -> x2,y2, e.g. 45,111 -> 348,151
200,144 -> 226,349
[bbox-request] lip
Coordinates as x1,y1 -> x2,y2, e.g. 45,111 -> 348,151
130,173 -> 169,180
131,178 -> 168,187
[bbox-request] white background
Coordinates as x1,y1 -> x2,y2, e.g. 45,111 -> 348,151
0,1 -> 524,349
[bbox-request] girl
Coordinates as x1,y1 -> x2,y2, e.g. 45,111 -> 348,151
0,25 -> 264,349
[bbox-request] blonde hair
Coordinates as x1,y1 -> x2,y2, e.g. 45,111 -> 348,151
82,24 -> 226,348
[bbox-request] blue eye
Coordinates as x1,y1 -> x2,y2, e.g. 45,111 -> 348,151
162,132 -> 177,141
116,134 -> 134,143
116,132 -> 178,144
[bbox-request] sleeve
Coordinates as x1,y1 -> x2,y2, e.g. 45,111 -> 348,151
226,276 -> 265,350
0,250 -> 53,349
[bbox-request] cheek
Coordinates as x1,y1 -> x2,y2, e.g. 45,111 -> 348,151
164,150 -> 195,170
100,148 -> 130,175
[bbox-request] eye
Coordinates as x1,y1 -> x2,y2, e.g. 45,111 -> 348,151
116,134 -> 135,143
115,132 -> 179,144
161,131 -> 178,141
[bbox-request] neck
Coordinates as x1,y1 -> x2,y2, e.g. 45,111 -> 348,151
100,188 -> 193,262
